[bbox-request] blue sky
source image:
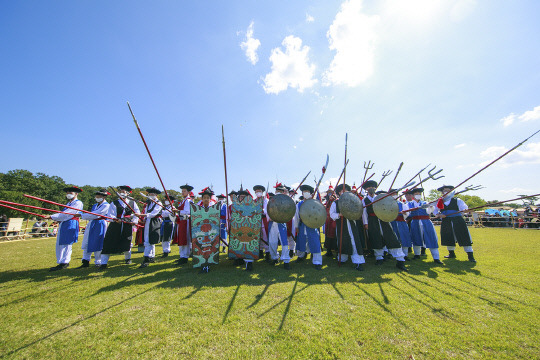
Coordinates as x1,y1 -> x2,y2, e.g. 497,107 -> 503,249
1,0 -> 539,201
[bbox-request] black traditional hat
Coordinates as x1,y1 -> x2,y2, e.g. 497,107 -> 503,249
146,187 -> 162,195
95,189 -> 110,196
361,180 -> 378,190
199,187 -> 214,197
268,192 -> 275,198
217,194 -> 226,199
118,185 -> 132,192
180,184 -> 194,191
335,184 -> 351,193
63,186 -> 83,193
437,185 -> 455,192
300,184 -> 314,194
165,195 -> 177,201
236,185 -> 250,196
253,185 -> 265,192
274,182 -> 287,192
228,190 -> 237,196
299,196 -> 304,201
409,188 -> 424,194
375,190 -> 387,196
389,188 -> 399,194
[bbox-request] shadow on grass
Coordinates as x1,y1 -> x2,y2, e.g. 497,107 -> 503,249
0,283 -> 160,359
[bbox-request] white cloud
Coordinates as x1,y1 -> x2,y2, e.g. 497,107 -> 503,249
454,143 -> 466,149
479,142 -> 540,168
500,114 -> 516,127
306,13 -> 314,23
519,105 -> 540,122
240,21 -> 261,65
262,35 -> 317,94
323,0 -> 379,87
450,0 -> 477,22
500,105 -> 540,127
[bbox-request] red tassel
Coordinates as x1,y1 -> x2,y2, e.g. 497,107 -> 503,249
436,197 -> 444,209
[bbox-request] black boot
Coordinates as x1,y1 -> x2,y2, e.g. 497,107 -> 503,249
77,259 -> 90,269
265,252 -> 271,262
245,262 -> 253,271
289,250 -> 294,258
467,252 -> 476,263
284,262 -> 291,270
161,252 -> 170,258
49,264 -> 63,272
421,247 -> 427,256
445,250 -> 456,259
413,255 -> 421,260
98,264 -> 108,271
148,257 -> 156,263
433,259 -> 443,264
177,257 -> 188,265
355,263 -> 364,271
313,264 -> 322,270
125,259 -> 132,265
375,259 -> 384,265
259,250 -> 264,258
296,256 -> 305,263
403,256 -> 410,261
325,250 -> 333,257
396,261 -> 408,272
139,257 -> 149,268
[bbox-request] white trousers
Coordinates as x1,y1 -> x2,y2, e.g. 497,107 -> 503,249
162,241 -> 171,253
413,245 -> 439,259
179,244 -> 191,258
337,221 -> 365,265
269,225 -> 290,263
447,245 -> 473,253
82,249 -> 102,265
288,236 -> 296,252
402,247 -> 410,255
101,250 -> 131,265
373,248 -> 405,261
56,242 -> 72,264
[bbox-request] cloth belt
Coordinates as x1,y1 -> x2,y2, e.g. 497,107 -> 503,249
368,213 -> 377,217
412,215 -> 430,220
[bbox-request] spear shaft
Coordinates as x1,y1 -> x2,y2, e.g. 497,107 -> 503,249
127,102 -> 174,207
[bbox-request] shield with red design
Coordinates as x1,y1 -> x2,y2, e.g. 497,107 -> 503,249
228,196 -> 263,260
190,203 -> 221,268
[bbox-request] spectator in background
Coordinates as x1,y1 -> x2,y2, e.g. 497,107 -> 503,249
0,214 -> 7,236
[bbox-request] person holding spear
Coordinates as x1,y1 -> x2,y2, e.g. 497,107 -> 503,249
44,186 -> 84,271
433,185 -> 476,262
100,185 -> 140,270
138,188 -> 163,268
407,188 -> 442,264
329,184 -> 366,271
174,184 -> 194,265
77,189 -> 111,268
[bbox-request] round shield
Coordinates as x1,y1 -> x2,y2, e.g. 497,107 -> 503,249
339,191 -> 363,220
299,199 -> 327,229
267,194 -> 296,223
372,194 -> 399,222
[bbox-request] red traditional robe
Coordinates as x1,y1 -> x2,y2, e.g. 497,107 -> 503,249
173,197 -> 192,246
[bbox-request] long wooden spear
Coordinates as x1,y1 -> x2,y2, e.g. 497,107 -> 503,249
23,194 -> 141,227
127,101 -> 174,209
339,133 -> 347,267
0,203 -> 47,219
440,193 -> 540,217
221,125 -> 230,239
439,129 -> 540,200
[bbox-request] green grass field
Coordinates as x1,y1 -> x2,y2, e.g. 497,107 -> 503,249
0,228 -> 538,359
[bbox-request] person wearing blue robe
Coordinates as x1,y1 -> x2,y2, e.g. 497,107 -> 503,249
407,188 -> 442,264
77,189 -> 110,268
389,189 -> 412,260
46,186 -> 84,271
294,185 -> 323,270
265,184 -> 290,270
217,194 -> 228,253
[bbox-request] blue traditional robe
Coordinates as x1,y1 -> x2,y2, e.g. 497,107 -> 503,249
391,202 -> 412,247
408,200 -> 439,248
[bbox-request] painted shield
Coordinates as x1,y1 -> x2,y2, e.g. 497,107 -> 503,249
267,194 -> 296,223
339,191 -> 363,220
299,199 -> 327,229
228,196 -> 263,260
373,194 -> 399,222
190,203 -> 221,268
